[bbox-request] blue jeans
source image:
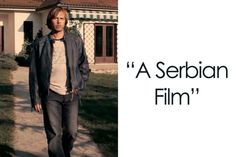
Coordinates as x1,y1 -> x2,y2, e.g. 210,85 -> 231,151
42,90 -> 79,157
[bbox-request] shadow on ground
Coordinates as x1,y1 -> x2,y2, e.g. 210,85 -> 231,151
0,144 -> 41,157
14,150 -> 40,157
79,82 -> 118,157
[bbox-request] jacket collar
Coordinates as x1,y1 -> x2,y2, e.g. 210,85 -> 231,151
47,30 -> 67,43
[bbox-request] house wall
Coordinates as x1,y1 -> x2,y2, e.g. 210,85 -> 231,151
70,9 -> 118,64
7,12 -> 15,54
82,21 -> 118,64
0,11 -> 42,54
14,12 -> 41,54
0,6 -> 118,64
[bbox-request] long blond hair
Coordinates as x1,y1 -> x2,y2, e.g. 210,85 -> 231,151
46,7 -> 69,30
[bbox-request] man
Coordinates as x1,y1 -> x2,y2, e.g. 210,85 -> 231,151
29,7 -> 89,157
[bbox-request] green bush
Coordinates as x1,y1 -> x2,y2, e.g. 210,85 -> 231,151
0,53 -> 18,70
15,54 -> 30,67
15,41 -> 32,67
67,23 -> 82,37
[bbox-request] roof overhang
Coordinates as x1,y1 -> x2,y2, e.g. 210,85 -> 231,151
0,7 -> 35,12
37,2 -> 118,12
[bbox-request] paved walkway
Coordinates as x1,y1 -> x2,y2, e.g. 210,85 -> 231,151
12,67 -> 103,157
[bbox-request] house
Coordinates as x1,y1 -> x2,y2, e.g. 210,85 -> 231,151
0,0 -> 118,64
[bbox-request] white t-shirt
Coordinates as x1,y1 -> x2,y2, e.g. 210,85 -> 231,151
49,40 -> 67,95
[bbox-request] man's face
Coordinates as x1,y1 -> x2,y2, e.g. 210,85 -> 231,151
51,11 -> 66,32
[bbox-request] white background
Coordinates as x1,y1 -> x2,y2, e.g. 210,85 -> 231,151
119,0 -> 236,157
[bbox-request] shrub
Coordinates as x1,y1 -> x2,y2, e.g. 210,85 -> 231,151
0,53 -> 18,70
15,41 -> 32,66
15,54 -> 30,67
67,25 -> 81,37
15,29 -> 42,67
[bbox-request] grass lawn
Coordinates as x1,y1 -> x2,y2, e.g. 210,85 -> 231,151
79,72 -> 118,157
0,69 -> 15,157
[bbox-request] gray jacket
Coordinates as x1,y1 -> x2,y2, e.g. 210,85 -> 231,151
29,31 -> 89,107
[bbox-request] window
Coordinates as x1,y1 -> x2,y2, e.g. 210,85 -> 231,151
95,24 -> 117,63
106,26 -> 113,56
95,26 -> 103,56
23,21 -> 33,42
0,26 -> 4,52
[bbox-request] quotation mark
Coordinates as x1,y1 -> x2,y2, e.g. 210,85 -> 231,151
127,61 -> 134,68
191,88 -> 199,94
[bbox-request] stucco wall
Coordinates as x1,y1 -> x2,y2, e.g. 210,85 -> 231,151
14,12 -> 41,54
7,12 -> 15,54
